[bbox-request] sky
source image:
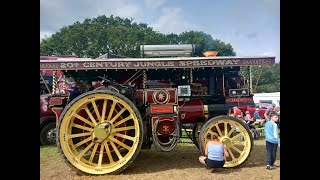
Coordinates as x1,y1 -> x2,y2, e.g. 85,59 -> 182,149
40,0 -> 280,62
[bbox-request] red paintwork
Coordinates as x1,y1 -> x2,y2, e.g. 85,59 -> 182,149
178,99 -> 205,123
151,116 -> 177,134
151,105 -> 174,114
225,97 -> 254,103
157,120 -> 175,135
145,89 -> 177,104
40,94 -> 55,118
238,103 -> 272,118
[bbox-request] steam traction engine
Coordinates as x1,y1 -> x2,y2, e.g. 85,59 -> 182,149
40,44 -> 275,175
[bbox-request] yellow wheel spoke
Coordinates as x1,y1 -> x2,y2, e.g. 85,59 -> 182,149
109,136 -> 131,150
224,122 -> 228,136
68,132 -> 92,139
110,141 -> 123,159
227,148 -> 236,160
74,114 -> 94,127
113,116 -> 132,127
100,100 -> 108,123
74,137 -> 92,148
91,100 -> 101,122
73,124 -> 93,132
109,108 -> 127,124
107,101 -> 117,121
230,133 -> 243,141
98,144 -> 104,167
227,125 -> 237,137
59,93 -> 142,175
112,126 -> 135,133
89,144 -> 99,163
233,141 -> 245,146
231,145 -> 242,154
77,142 -> 95,159
115,133 -> 135,141
84,107 -> 98,126
104,141 -> 114,163
214,124 -> 223,137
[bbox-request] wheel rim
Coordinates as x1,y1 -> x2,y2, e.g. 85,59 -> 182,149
58,93 -> 140,174
193,123 -> 203,147
46,128 -> 56,144
201,118 -> 252,167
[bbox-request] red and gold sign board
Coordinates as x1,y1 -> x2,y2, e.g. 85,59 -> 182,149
151,116 -> 177,135
150,105 -> 174,114
40,56 -> 275,70
145,88 -> 177,105
225,97 -> 254,103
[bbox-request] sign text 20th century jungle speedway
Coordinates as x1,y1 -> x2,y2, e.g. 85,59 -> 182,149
40,57 -> 275,70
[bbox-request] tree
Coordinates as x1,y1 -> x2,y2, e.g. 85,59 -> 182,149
40,15 -> 167,58
240,62 -> 280,93
40,15 -> 236,58
172,31 -> 236,56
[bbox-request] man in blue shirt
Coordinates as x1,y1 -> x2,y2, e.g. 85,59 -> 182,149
264,112 -> 280,170
65,81 -> 82,103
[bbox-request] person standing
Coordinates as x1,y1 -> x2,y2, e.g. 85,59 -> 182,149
264,104 -> 276,121
264,113 -> 280,170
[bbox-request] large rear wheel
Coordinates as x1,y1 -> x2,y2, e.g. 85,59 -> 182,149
199,115 -> 253,168
56,90 -> 143,175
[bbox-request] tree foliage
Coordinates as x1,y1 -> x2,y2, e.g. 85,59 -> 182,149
40,15 -> 236,58
240,62 -> 280,93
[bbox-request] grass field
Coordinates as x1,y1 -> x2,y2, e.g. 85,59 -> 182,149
40,139 -> 280,180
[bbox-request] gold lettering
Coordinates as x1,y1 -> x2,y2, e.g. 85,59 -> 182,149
232,60 -> 240,64
96,62 -> 104,68
60,63 -> 66,68
192,61 -> 199,66
225,60 -> 233,65
186,61 -> 193,66
89,62 -> 95,67
208,60 -> 214,66
107,62 -> 117,67
140,62 -> 146,67
102,62 -> 109,67
123,62 -> 131,67
147,62 -> 156,67
179,61 -> 185,66
200,60 -> 208,66
133,62 -> 139,67
216,60 -> 226,65
118,62 -> 125,68
168,61 -> 174,66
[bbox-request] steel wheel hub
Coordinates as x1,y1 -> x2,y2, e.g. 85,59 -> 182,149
221,137 -> 232,149
92,122 -> 111,143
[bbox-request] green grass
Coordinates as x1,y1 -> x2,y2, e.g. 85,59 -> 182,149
40,145 -> 58,159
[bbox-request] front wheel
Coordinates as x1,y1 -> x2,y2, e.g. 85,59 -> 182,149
40,122 -> 56,145
199,115 -> 253,168
56,90 -> 143,175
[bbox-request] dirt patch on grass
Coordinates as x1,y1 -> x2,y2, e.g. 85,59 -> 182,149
40,140 -> 280,180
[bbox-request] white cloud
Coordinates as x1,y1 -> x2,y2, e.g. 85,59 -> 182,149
144,0 -> 166,9
40,0 -> 143,40
150,7 -> 201,34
